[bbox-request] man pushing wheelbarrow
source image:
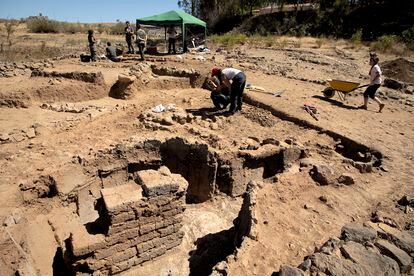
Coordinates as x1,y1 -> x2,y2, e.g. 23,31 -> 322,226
323,52 -> 385,113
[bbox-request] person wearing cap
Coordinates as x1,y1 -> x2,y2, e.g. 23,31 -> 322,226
211,67 -> 246,114
359,53 -> 385,112
125,21 -> 135,54
136,24 -> 147,61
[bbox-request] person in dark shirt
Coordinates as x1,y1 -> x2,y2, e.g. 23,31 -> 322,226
87,30 -> 97,61
106,42 -> 121,62
125,21 -> 135,54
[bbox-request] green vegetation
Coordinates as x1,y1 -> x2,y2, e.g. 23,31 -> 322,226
350,29 -> 362,46
26,16 -> 114,34
371,35 -> 397,52
401,26 -> 414,50
209,33 -> 247,47
109,22 -> 125,35
27,17 -> 61,33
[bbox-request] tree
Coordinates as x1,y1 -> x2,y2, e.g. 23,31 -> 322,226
3,20 -> 19,46
178,0 -> 199,16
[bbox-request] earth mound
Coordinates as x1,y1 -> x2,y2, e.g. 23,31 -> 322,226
382,58 -> 414,83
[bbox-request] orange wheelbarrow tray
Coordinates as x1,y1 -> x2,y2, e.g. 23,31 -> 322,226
322,79 -> 369,101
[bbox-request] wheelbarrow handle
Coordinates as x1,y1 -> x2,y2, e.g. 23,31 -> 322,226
357,84 -> 370,89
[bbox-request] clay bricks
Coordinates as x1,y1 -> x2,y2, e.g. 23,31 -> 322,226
101,183 -> 142,214
135,169 -> 188,197
70,229 -> 106,257
69,168 -> 188,275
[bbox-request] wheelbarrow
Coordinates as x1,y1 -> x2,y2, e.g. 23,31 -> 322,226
323,79 -> 369,101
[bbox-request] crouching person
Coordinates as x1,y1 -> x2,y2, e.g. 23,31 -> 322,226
211,67 -> 246,114
105,42 -> 121,62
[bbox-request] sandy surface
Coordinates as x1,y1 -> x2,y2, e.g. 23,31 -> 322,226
0,38 -> 413,276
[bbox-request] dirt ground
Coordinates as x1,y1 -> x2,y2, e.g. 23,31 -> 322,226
0,32 -> 413,276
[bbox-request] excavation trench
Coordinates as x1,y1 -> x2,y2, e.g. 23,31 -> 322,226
54,136 -> 301,275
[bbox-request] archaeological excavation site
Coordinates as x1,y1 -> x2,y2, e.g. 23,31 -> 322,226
1,36 -> 413,276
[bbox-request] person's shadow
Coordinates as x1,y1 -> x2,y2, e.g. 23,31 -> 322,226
312,95 -> 359,110
186,107 -> 232,119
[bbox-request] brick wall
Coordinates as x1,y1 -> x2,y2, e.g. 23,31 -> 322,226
68,167 -> 188,275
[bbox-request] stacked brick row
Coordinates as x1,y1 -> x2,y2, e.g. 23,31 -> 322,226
68,167 -> 188,275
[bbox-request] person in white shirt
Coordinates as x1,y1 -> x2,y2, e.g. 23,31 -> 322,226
167,25 -> 177,54
136,24 -> 147,61
211,67 -> 246,114
359,53 -> 385,112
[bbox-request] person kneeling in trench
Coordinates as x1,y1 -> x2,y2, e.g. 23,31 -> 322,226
211,67 -> 246,114
105,42 -> 121,62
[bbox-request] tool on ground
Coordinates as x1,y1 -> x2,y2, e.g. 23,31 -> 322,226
322,79 -> 369,102
303,103 -> 319,121
246,83 -> 286,97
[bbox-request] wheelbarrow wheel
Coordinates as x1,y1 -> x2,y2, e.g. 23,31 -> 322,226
323,87 -> 336,98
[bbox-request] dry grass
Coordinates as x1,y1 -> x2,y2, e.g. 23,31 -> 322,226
0,23 -> 129,61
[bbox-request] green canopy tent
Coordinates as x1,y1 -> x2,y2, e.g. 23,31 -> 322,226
136,10 -> 207,53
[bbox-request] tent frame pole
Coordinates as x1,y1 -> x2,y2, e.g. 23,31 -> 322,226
182,23 -> 185,53
164,26 -> 167,54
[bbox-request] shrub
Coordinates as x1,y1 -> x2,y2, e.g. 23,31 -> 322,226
350,29 -> 362,45
371,35 -> 397,52
209,33 -> 247,48
27,17 -> 60,33
401,26 -> 414,50
109,22 -> 125,35
60,22 -> 84,34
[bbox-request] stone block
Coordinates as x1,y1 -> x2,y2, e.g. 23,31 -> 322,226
86,259 -> 107,271
375,239 -> 412,273
110,211 -> 136,224
135,169 -> 188,197
140,222 -> 156,235
310,163 -> 335,185
309,253 -> 365,276
108,220 -> 140,235
149,245 -> 166,259
95,246 -> 117,260
337,174 -> 355,185
107,247 -> 137,264
165,239 -> 182,250
158,225 -> 175,237
70,229 -> 106,257
77,180 -> 101,225
378,223 -> 414,254
148,195 -> 171,207
282,147 -> 302,169
340,241 -> 400,276
136,240 -> 154,254
101,184 -> 142,214
124,227 -> 140,240
138,215 -> 162,226
130,231 -> 159,246
341,223 -> 377,243
52,164 -> 89,197
279,265 -> 305,276
100,169 -> 129,188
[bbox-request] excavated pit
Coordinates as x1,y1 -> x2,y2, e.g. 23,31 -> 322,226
46,135 -> 304,275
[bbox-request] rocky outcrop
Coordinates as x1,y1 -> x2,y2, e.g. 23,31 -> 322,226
275,222 -> 414,276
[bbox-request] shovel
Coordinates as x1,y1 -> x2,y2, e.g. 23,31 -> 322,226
245,84 -> 285,97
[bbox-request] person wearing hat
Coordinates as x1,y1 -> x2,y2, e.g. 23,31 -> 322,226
125,21 -> 135,54
211,67 -> 246,114
359,53 -> 385,112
